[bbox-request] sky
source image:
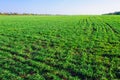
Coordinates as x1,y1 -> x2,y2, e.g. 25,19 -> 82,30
0,0 -> 120,15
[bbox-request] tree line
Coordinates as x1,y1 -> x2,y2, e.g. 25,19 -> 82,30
0,12 -> 63,15
103,11 -> 120,15
0,12 -> 34,15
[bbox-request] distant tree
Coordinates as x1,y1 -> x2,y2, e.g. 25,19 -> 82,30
104,11 -> 120,15
3,13 -> 8,15
114,12 -> 120,15
0,12 -> 60,15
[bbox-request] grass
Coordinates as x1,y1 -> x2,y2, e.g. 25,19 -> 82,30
0,15 -> 120,80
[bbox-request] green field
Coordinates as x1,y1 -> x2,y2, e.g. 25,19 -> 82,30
0,15 -> 120,80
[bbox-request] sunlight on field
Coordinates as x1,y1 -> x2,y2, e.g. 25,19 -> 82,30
0,15 -> 120,80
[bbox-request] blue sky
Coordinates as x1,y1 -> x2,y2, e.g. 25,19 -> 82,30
0,0 -> 120,14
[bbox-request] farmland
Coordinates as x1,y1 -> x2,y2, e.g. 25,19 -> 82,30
0,15 -> 120,80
